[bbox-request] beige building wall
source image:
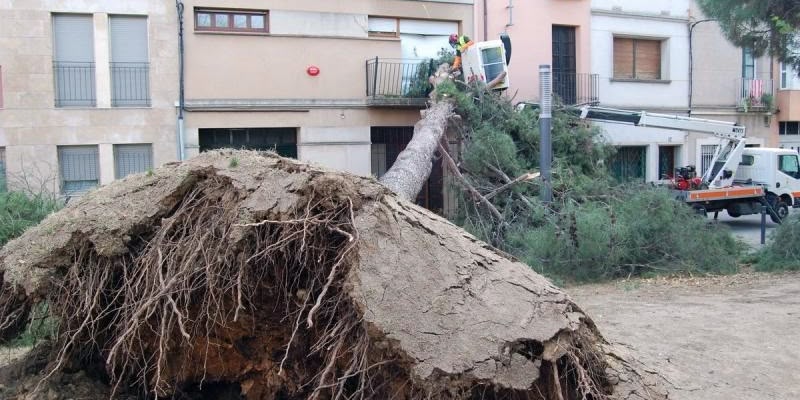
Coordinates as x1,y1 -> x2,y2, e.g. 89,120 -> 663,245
475,0 -> 592,102
182,0 -> 474,177
0,1 -> 179,194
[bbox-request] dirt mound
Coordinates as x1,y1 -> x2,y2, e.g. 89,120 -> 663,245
0,151 -> 666,399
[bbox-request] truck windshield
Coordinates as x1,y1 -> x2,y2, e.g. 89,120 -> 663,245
778,155 -> 800,178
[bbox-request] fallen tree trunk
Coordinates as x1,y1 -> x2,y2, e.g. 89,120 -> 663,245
379,63 -> 454,201
0,151 -> 667,399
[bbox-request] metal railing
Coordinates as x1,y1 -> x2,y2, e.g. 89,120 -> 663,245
738,78 -> 774,111
111,62 -> 151,107
552,72 -> 599,105
53,61 -> 96,107
366,57 -> 434,106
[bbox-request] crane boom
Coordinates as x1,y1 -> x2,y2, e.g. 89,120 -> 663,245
578,106 -> 746,189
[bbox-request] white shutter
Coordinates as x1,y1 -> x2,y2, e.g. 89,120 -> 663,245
110,16 -> 148,63
398,20 -> 458,36
368,17 -> 396,34
53,14 -> 94,62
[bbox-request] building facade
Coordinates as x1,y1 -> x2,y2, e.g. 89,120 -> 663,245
590,0 -> 691,182
589,0 -> 780,183
0,1 -> 179,196
689,0 -> 778,172
475,0 -> 594,104
776,54 -> 800,153
180,0 -> 474,213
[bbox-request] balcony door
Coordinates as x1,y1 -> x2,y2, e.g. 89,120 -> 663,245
552,25 -> 577,104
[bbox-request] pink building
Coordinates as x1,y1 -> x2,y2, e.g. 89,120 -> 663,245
475,0 -> 594,103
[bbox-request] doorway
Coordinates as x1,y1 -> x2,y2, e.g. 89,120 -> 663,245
371,126 -> 444,214
552,25 -> 577,104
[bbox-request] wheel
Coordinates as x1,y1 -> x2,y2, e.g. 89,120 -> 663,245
727,212 -> 741,218
770,201 -> 789,224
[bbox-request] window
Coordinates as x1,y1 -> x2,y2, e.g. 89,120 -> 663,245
780,62 -> 800,89
613,37 -> 662,80
700,145 -> 718,175
114,144 -> 153,179
58,145 -> 99,195
53,14 -> 95,107
740,155 -> 755,166
198,128 -> 296,157
110,16 -> 150,107
742,48 -> 755,79
611,146 -> 646,182
780,122 -> 800,135
778,154 -> 800,178
195,9 -> 268,33
368,17 -> 399,37
0,147 -> 6,192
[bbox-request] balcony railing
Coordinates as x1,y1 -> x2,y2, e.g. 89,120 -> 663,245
366,57 -> 435,107
111,62 -> 151,107
738,78 -> 774,112
553,72 -> 599,105
53,61 -> 96,107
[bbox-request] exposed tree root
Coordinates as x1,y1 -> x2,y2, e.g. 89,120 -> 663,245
0,151 -> 668,399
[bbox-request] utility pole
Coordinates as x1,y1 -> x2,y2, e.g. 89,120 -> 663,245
539,65 -> 553,203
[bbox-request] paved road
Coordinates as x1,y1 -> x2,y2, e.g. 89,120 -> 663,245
709,209 -> 789,248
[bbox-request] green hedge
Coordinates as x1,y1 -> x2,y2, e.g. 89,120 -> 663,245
0,190 -> 61,247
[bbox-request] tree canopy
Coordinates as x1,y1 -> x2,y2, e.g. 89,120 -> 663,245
697,0 -> 800,70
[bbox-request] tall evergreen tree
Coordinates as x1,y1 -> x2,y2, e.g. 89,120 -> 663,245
697,0 -> 800,70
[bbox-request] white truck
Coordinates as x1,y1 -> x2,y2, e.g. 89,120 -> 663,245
579,107 -> 800,223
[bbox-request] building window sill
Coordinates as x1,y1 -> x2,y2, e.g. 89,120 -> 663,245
611,78 -> 671,84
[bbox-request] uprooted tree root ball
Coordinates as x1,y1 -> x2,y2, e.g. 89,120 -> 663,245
0,151 -> 667,399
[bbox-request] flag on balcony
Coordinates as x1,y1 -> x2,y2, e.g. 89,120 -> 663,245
750,79 -> 763,101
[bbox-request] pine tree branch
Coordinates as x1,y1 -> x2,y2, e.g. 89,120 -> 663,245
438,143 -> 504,221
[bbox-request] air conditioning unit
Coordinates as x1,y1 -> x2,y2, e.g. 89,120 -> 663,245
461,40 -> 510,90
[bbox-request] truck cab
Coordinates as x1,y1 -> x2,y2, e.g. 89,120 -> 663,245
737,148 -> 800,213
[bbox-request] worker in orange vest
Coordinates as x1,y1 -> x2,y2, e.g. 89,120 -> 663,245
449,34 -> 474,74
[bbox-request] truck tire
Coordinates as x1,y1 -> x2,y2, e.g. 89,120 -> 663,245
771,201 -> 789,224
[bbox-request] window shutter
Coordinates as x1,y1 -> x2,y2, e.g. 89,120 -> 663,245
613,38 -> 634,79
636,40 -> 661,80
59,146 -> 99,194
368,17 -> 397,35
110,16 -> 148,63
114,144 -> 153,179
53,14 -> 94,62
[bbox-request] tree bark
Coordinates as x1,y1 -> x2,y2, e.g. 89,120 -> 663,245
379,101 -> 454,201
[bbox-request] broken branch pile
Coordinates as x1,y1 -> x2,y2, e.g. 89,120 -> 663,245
0,151 -> 665,399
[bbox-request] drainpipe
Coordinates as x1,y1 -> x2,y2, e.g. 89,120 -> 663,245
483,0 -> 488,41
176,0 -> 186,161
688,19 -> 715,117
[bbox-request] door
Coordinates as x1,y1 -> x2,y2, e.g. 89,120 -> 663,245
552,25 -> 577,105
658,146 -> 677,179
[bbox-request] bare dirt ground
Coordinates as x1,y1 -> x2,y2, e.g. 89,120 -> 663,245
569,271 -> 800,400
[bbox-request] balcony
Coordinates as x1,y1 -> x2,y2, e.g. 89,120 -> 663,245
553,73 -> 600,105
111,62 -> 151,107
366,57 -> 435,107
53,62 -> 96,107
737,78 -> 775,112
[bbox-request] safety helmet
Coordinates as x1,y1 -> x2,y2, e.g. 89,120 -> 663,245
449,33 -> 459,46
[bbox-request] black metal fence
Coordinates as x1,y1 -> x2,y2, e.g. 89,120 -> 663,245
111,62 -> 151,107
552,72 -> 599,105
366,57 -> 435,104
53,62 -> 96,107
